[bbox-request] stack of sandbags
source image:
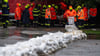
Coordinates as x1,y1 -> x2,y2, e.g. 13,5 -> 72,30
65,25 -> 87,40
65,25 -> 78,32
0,31 -> 87,56
0,31 -> 72,56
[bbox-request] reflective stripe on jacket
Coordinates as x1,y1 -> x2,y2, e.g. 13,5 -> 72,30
15,7 -> 21,20
77,9 -> 85,20
33,8 -> 40,17
45,8 -> 51,19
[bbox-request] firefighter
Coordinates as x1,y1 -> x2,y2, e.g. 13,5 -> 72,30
41,5 -> 47,26
64,5 -> 76,25
29,3 -> 35,27
45,5 -> 51,27
82,4 -> 88,28
33,5 -> 40,28
15,3 -> 22,27
38,4 -> 41,26
54,5 -> 58,14
2,0 -> 10,28
77,5 -> 85,29
50,5 -> 57,27
89,7 -> 97,28
22,5 -> 30,27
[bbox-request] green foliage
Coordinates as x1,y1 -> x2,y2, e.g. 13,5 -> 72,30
83,30 -> 100,35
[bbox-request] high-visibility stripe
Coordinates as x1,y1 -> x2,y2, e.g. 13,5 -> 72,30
43,9 -> 46,11
2,5 -> 7,7
33,14 -> 39,16
33,10 -> 40,12
2,14 -> 9,16
34,8 -> 37,10
41,15 -> 45,17
3,23 -> 6,24
8,8 -> 10,9
42,12 -> 45,13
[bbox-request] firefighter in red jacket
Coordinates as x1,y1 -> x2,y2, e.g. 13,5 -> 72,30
29,3 -> 35,27
82,4 -> 88,28
89,7 -> 97,28
45,5 -> 51,27
50,4 -> 57,27
64,5 -> 76,25
15,3 -> 22,27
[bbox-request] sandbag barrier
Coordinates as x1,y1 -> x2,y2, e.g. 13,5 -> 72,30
0,25 -> 87,56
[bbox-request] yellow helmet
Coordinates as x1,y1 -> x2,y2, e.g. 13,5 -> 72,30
43,5 -> 46,8
69,6 -> 73,10
31,3 -> 33,6
52,4 -> 55,7
48,5 -> 51,8
25,5 -> 28,8
19,3 -> 21,7
38,4 -> 41,7
27,4 -> 30,7
55,5 -> 58,9
77,5 -> 81,9
4,0 -> 8,3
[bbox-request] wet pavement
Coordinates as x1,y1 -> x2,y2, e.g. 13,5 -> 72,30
0,26 -> 65,46
49,40 -> 100,56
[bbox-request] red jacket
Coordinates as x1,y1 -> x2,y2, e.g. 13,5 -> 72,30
29,7 -> 34,20
50,7 -> 57,20
89,8 -> 97,17
15,3 -> 22,20
64,9 -> 77,22
83,7 -> 88,21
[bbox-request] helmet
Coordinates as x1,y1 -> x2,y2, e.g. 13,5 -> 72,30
25,5 -> 28,8
77,5 -> 81,9
52,4 -> 55,7
19,3 -> 21,7
4,0 -> 8,3
48,5 -> 51,8
55,5 -> 58,9
31,3 -> 35,6
43,5 -> 46,8
69,5 -> 73,10
82,4 -> 84,7
31,3 -> 33,6
38,4 -> 41,7
27,4 -> 30,7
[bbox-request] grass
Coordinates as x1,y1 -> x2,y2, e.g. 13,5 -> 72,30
83,30 -> 100,35
83,29 -> 100,39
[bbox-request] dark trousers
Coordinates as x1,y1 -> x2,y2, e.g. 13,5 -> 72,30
78,20 -> 85,29
30,20 -> 33,27
51,20 -> 56,27
33,17 -> 39,27
16,20 -> 20,27
45,18 -> 50,27
88,16 -> 96,28
41,17 -> 45,26
2,16 -> 9,28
